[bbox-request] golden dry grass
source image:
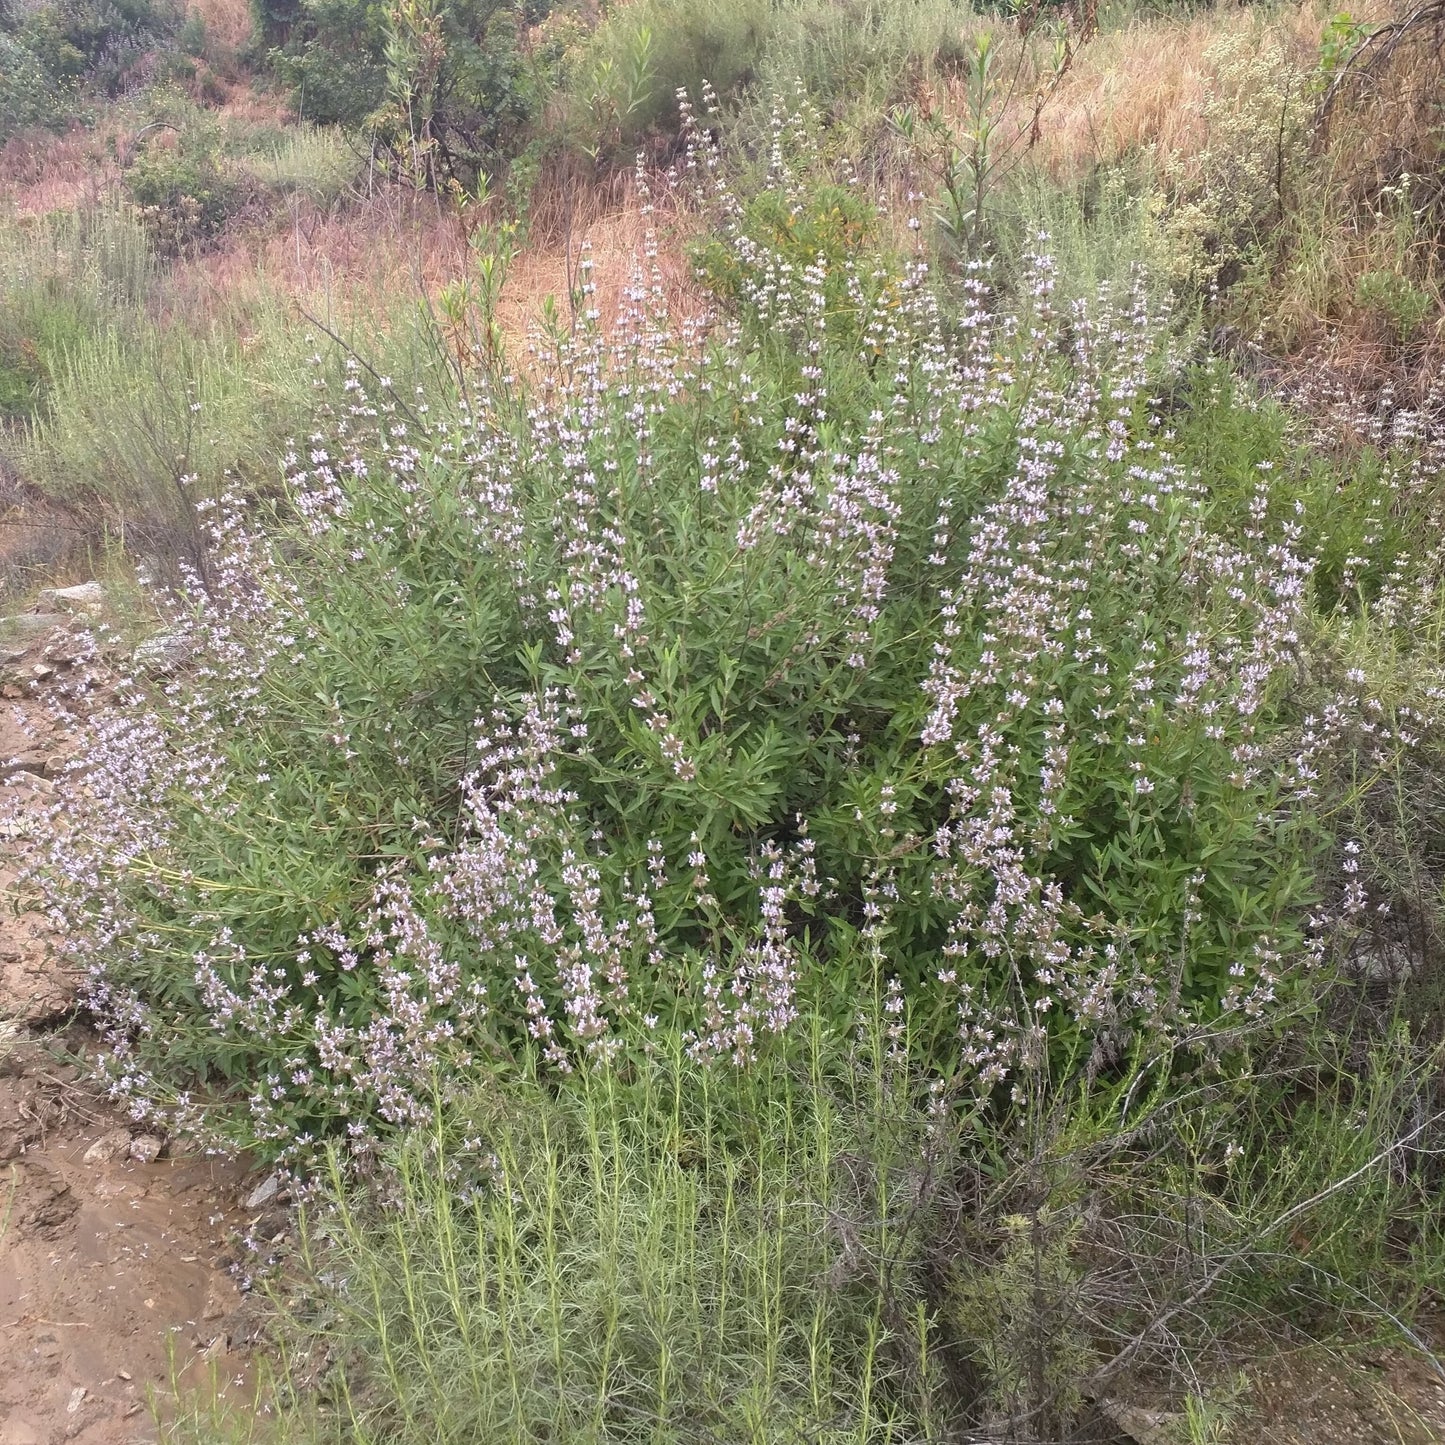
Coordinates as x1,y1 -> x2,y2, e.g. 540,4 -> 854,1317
934,1 -> 1333,185
144,174 -> 704,369
0,126 -> 120,216
188,0 -> 256,55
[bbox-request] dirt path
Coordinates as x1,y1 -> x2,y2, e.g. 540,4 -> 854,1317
0,609 -> 262,1445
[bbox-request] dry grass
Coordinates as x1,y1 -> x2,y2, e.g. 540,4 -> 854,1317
932,1 -> 1332,185
501,173 -> 705,346
189,0 -> 255,56
215,83 -> 294,129
137,172 -> 704,371
0,126 -> 121,216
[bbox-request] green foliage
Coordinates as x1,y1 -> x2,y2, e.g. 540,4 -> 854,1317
0,32 -> 75,135
573,0 -> 767,143
691,180 -> 882,332
567,0 -> 972,156
1316,9 -> 1368,83
0,204 -> 156,424
573,20 -> 656,164
39,142 -> 1337,1158
19,292 -> 447,577
1356,268 -> 1434,346
126,134 -> 249,254
177,5 -> 206,53
268,0 -> 541,184
268,0 -> 391,127
0,0 -> 182,132
169,1003 -> 1445,1445
233,123 -> 359,207
267,1046 -> 921,1443
0,195 -> 443,575
948,1206 -> 1092,1434
1148,29 -> 1313,290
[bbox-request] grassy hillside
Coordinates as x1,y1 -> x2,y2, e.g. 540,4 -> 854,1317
3,0 -> 1444,1439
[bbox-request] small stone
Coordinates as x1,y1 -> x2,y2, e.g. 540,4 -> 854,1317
65,1387 -> 87,1414
8,771 -> 54,794
82,1129 -> 133,1165
37,583 -> 105,614
128,1133 -> 163,1164
244,1172 -> 284,1210
133,632 -> 194,675
202,1334 -> 229,1360
0,613 -> 65,644
30,664 -> 55,682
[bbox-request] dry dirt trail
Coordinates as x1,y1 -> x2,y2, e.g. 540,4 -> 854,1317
0,602 -> 264,1445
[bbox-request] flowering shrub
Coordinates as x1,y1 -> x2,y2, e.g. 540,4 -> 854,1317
1148,31 -> 1313,290
35,116 -> 1332,1163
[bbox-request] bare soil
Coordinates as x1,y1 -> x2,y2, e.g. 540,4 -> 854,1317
0,614 -> 263,1445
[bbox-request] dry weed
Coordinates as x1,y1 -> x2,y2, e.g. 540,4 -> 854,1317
962,2 -> 1331,183
0,126 -> 121,216
145,176 -> 702,364
189,0 -> 256,56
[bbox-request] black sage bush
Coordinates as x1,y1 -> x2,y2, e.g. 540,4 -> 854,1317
34,113 -> 1345,1164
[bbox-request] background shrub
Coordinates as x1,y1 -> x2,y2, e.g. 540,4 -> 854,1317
0,32 -> 76,136
126,130 -> 250,251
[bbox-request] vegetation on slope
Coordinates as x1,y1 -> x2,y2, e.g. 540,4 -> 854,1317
1,0 -> 1444,1439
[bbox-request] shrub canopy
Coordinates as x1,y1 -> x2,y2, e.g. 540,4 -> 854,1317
41,120 -> 1326,1161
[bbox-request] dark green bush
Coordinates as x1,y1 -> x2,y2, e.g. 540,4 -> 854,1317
0,33 -> 74,136
37,121 -> 1336,1161
0,0 -> 181,138
266,0 -> 544,183
267,0 -> 390,127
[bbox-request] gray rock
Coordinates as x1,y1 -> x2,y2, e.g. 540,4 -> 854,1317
6,771 -> 54,795
0,613 -> 65,645
1096,1400 -> 1181,1445
244,1172 -> 284,1210
37,582 -> 105,614
133,632 -> 194,675
128,1133 -> 164,1164
1350,938 -> 1416,982
81,1129 -> 133,1165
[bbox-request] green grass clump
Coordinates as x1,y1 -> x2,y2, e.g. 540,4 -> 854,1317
276,1044 -> 922,1445
0,204 -> 158,424
18,298 -> 410,573
165,1003 -> 1445,1445
561,0 -> 973,157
